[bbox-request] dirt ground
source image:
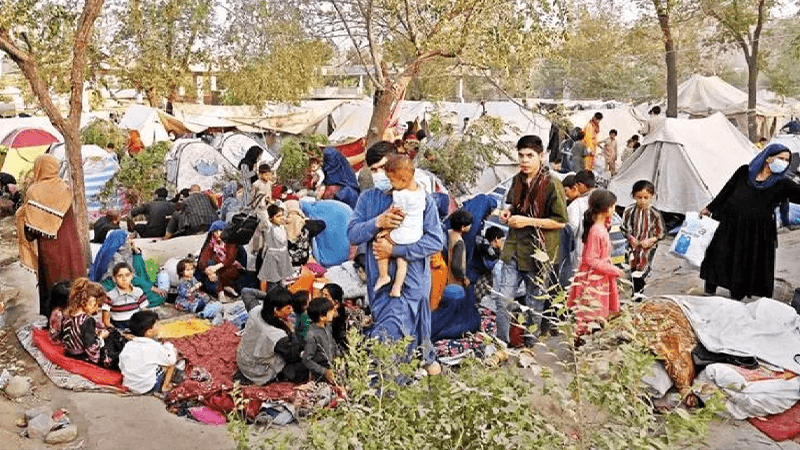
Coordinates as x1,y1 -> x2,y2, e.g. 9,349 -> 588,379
2,215 -> 800,450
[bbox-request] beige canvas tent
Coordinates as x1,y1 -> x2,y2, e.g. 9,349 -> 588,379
677,74 -> 787,140
608,113 -> 757,213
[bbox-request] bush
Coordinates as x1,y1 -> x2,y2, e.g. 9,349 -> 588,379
276,134 -> 327,185
80,119 -> 128,160
98,141 -> 171,207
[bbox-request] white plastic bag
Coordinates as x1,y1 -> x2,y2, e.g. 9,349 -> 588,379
670,211 -> 719,267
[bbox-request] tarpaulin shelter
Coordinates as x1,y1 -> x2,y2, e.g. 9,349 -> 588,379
49,143 -> 120,214
607,113 -> 757,213
118,105 -> 171,147
0,127 -> 60,179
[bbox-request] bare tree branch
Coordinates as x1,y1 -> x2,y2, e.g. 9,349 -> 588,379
328,0 -> 379,86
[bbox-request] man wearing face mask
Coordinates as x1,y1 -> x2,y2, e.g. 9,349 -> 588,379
700,143 -> 800,301
348,141 -> 445,375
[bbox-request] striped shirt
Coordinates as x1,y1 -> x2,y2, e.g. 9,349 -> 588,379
621,204 -> 665,272
103,286 -> 147,322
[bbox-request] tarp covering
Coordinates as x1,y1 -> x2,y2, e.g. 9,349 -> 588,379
608,113 -> 757,213
172,100 -> 347,135
49,143 -> 120,213
678,74 -> 750,116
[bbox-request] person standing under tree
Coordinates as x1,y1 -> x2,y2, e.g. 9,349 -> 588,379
348,141 -> 445,375
583,112 -> 603,170
494,135 -> 568,345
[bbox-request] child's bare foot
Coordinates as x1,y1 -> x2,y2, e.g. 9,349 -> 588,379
389,286 -> 402,297
374,275 -> 391,292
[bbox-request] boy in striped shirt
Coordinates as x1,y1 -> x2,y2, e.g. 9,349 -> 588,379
102,262 -> 148,330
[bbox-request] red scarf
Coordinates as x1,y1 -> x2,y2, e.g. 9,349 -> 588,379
508,167 -> 550,218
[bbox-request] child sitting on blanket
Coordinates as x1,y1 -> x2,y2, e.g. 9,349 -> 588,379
291,290 -> 311,339
374,155 -> 426,297
322,283 -> 348,350
48,280 -> 72,342
119,310 -> 179,394
62,278 -> 118,368
175,258 -> 211,313
302,297 -> 342,384
102,262 -> 148,330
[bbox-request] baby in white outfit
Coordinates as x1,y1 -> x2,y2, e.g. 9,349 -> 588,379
374,155 -> 426,297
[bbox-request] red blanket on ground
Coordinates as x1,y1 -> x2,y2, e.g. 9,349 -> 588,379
32,328 -> 124,389
165,323 -> 297,419
749,401 -> 800,442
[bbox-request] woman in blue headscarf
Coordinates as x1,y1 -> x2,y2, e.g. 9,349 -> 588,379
700,143 -> 800,300
318,147 -> 360,209
89,229 -> 167,306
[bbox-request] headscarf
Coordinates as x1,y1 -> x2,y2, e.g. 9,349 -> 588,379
218,181 -> 243,222
89,229 -> 129,282
283,200 -> 306,243
238,146 -> 263,173
747,143 -> 791,190
321,147 -> 359,192
16,155 -> 72,272
200,220 -> 229,263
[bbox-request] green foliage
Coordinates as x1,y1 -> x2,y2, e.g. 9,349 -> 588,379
227,382 -> 253,450
99,141 -> 171,207
276,134 -> 327,185
80,119 -> 127,159
418,113 -> 511,196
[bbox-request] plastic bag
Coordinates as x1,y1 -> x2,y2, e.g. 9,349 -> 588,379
669,212 -> 719,267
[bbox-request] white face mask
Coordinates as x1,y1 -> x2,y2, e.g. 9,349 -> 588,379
372,171 -> 391,191
769,158 -> 789,174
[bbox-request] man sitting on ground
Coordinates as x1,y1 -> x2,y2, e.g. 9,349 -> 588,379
130,187 -> 175,238
164,185 -> 217,240
92,210 -> 121,243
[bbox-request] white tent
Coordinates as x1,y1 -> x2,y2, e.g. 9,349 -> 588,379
608,113 -> 757,213
165,139 -> 238,190
212,132 -> 276,169
118,104 -> 170,146
49,143 -> 120,213
677,75 -> 788,140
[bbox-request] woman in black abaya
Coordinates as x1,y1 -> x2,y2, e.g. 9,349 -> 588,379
700,143 -> 800,300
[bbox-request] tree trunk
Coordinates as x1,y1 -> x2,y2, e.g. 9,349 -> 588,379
366,76 -> 412,147
656,7 -> 678,118
63,125 -> 89,263
145,87 -> 160,108
746,55 -> 759,141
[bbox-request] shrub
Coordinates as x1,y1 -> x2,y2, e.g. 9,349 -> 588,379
276,134 -> 327,185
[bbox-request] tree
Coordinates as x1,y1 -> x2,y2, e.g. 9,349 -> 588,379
215,1 -> 332,106
108,0 -> 215,108
702,0 -> 773,141
0,0 -> 106,260
650,0 -> 679,117
306,0 -> 552,145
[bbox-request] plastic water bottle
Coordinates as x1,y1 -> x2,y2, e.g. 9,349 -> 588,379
157,267 -> 170,291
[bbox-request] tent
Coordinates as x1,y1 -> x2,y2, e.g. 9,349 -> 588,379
569,107 -> 647,166
0,127 -> 60,179
118,105 -> 171,147
212,132 -> 275,169
165,139 -> 239,190
608,113 -> 757,213
49,143 -> 120,214
677,74 -> 787,140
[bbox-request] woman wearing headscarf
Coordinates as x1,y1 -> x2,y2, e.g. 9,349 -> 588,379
238,146 -> 263,185
700,143 -> 800,300
88,229 -> 167,306
283,200 -> 326,267
197,220 -> 246,296
317,147 -> 360,209
218,181 -> 244,223
16,154 -> 86,318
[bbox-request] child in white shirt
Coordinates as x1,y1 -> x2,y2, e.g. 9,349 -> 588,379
374,155 -> 426,297
119,310 -> 178,394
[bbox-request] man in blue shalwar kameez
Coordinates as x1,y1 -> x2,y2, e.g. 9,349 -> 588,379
347,141 -> 445,374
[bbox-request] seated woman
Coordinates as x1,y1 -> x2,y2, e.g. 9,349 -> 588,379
89,229 -> 167,307
284,200 -> 326,267
316,147 -> 360,210
235,286 -> 307,385
196,221 -> 252,298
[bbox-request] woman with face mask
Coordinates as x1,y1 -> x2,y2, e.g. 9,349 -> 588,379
700,143 -> 800,300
